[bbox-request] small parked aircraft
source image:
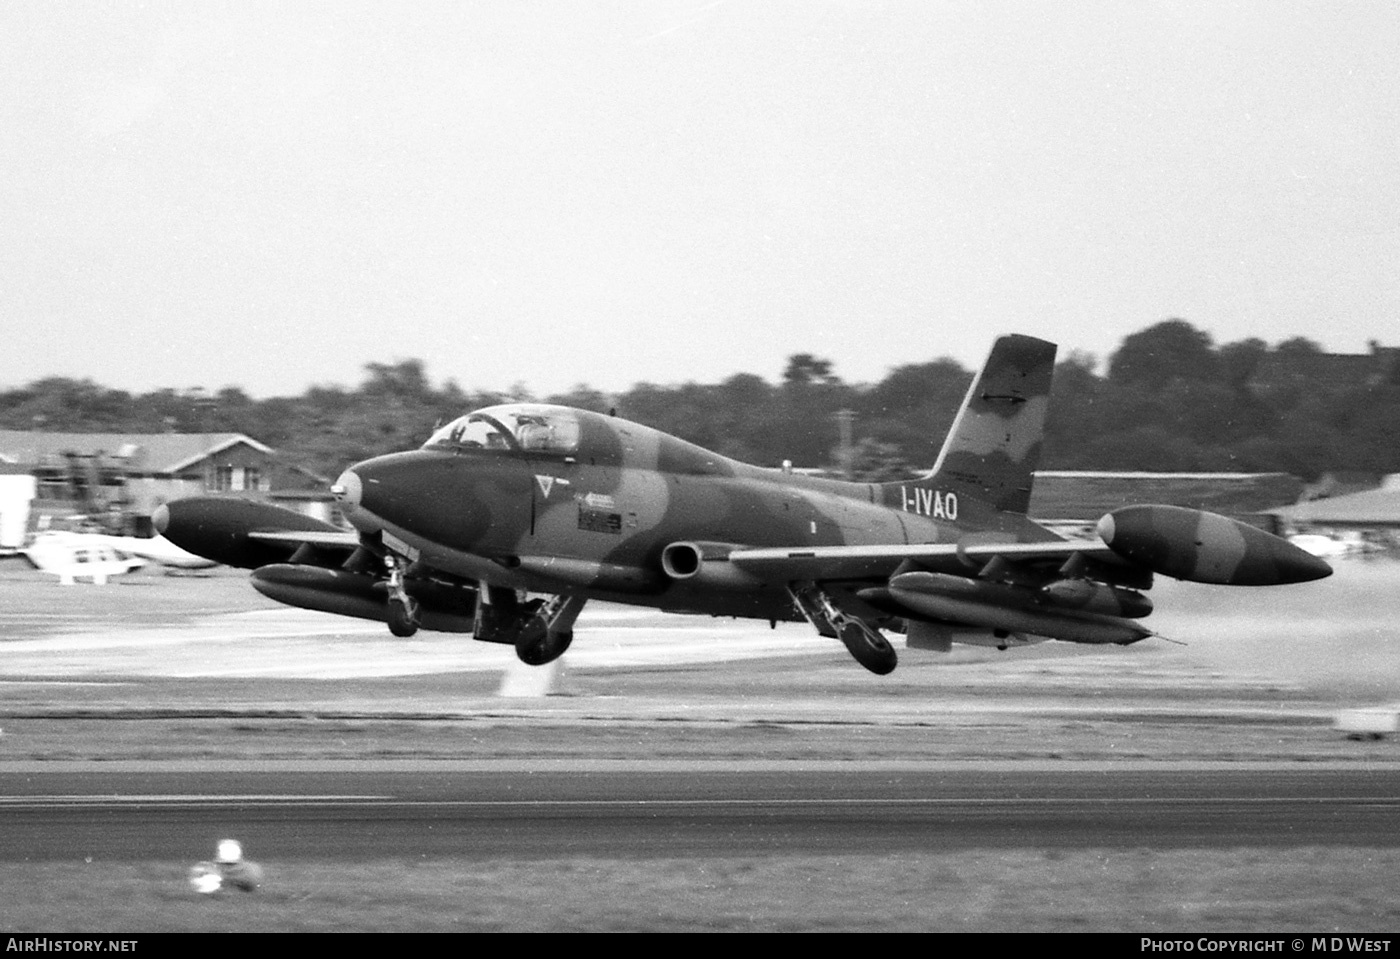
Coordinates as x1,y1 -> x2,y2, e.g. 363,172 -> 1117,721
21,528 -> 218,583
22,531 -> 147,585
88,532 -> 221,571
154,335 -> 1330,674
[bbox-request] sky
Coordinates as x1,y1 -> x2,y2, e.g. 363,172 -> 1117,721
3,0 -> 1398,399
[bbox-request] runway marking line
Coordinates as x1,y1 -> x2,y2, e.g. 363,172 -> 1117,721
4,796 -> 1399,808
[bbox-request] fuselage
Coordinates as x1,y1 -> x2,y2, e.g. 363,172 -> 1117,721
150,334 -> 1332,674
334,403 -> 1052,620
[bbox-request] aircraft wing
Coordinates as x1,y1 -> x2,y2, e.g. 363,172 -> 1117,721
727,539 -> 1115,582
247,529 -> 362,549
727,505 -> 1333,588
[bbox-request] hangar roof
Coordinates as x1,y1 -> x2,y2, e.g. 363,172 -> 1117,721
1029,471 -> 1304,521
0,431 -> 272,475
1269,486 -> 1400,526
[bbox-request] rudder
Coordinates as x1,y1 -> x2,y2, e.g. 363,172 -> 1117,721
903,334 -> 1056,515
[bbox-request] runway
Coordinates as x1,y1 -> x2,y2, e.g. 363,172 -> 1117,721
3,563 -> 1400,929
5,764 -> 1400,862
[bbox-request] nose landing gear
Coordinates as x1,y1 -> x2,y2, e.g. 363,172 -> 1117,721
384,556 -> 421,638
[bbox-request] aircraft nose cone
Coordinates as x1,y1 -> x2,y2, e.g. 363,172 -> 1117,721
338,450 -> 495,547
151,503 -> 170,535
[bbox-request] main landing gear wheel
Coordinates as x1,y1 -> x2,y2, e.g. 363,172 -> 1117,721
387,596 -> 420,638
838,621 -> 897,675
513,594 -> 588,666
515,626 -> 573,666
789,583 -> 898,675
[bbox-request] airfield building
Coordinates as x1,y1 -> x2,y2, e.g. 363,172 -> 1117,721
1027,470 -> 1305,537
1267,475 -> 1400,551
0,430 -> 329,540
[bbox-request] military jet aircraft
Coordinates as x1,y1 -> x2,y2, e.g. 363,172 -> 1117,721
152,335 -> 1331,675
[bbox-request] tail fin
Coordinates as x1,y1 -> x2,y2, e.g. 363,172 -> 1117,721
895,334 -> 1056,515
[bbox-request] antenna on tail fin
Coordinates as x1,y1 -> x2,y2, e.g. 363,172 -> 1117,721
914,334 -> 1056,514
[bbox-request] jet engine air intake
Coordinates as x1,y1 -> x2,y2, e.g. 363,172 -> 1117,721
661,541 -> 763,590
660,541 -> 706,578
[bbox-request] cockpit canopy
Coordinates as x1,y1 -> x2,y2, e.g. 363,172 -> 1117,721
422,404 -> 582,456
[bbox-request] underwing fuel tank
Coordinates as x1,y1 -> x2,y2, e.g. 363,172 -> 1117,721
1038,577 -> 1153,618
250,564 -> 477,633
882,571 -> 1153,645
1097,505 -> 1333,586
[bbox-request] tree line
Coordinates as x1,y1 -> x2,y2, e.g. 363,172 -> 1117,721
3,320 -> 1398,483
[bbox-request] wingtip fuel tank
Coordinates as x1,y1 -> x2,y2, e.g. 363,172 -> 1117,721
1097,505 -> 1333,586
154,497 -> 347,569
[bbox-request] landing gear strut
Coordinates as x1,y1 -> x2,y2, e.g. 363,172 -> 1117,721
384,556 -> 420,638
789,584 -> 897,675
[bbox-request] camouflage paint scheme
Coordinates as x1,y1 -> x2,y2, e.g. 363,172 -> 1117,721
154,335 -> 1332,675
335,336 -> 1061,610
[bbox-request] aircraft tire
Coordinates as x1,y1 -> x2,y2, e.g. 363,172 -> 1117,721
387,598 -> 420,638
515,622 -> 573,666
838,622 -> 897,675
